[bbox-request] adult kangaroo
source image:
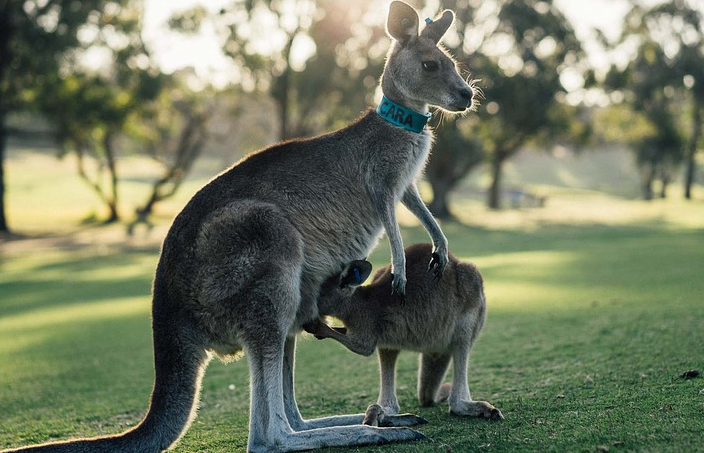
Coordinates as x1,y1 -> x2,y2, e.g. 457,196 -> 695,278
2,2 -> 475,452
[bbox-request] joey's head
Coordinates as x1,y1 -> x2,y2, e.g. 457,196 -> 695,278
317,260 -> 373,315
381,1 -> 476,114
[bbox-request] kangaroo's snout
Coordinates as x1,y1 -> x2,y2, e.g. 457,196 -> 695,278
457,87 -> 474,110
445,86 -> 474,112
460,87 -> 474,103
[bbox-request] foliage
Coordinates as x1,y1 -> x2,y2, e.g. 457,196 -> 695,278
436,0 -> 587,209
169,0 -> 388,140
126,81 -> 217,232
0,0 -> 167,225
603,0 -> 704,200
49,1 -> 164,222
0,0 -> 139,232
425,116 -> 485,219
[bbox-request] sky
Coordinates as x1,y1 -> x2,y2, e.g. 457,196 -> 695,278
141,0 -> 636,89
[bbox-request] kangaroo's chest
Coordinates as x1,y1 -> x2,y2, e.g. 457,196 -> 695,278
299,133 -> 432,272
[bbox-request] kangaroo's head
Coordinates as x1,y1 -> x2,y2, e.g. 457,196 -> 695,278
317,260 -> 373,315
381,1 -> 475,113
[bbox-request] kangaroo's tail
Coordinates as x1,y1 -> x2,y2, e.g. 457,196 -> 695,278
2,293 -> 210,453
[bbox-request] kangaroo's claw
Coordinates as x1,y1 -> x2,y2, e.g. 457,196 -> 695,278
428,251 -> 447,282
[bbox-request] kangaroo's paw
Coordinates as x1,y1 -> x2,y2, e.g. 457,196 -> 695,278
390,273 -> 407,300
428,249 -> 448,281
450,400 -> 504,420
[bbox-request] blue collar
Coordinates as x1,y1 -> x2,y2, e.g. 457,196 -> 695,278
376,95 -> 431,133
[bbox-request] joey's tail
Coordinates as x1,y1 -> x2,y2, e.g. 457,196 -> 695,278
2,299 -> 210,453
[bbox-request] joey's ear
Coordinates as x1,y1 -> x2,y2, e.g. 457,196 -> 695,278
387,1 -> 419,45
339,260 -> 373,288
420,9 -> 455,44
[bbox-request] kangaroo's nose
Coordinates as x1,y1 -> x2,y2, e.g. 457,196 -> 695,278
460,87 -> 474,101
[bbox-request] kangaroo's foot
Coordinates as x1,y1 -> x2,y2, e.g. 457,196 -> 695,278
450,400 -> 504,420
363,404 -> 427,428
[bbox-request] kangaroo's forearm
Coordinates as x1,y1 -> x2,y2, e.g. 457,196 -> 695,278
401,185 -> 447,249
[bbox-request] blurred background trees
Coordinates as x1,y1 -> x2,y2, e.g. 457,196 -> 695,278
602,0 -> 703,200
0,0 -> 135,231
425,0 -> 589,214
1,0 -> 703,235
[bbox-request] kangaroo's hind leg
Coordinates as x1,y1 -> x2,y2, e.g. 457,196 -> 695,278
284,333 -> 426,431
247,293 -> 426,449
447,342 -> 503,420
417,352 -> 452,407
200,203 -> 425,451
377,348 -> 401,414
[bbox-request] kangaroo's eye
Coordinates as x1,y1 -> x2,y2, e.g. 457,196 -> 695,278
422,61 -> 439,72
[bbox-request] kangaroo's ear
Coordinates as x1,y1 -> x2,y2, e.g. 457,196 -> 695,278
420,10 -> 455,44
339,260 -> 373,288
387,1 -> 419,45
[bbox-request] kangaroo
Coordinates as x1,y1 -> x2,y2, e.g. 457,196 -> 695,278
304,243 -> 503,421
1,3 -> 475,453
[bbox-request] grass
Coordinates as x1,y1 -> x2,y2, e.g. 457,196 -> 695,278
1,149 -> 704,452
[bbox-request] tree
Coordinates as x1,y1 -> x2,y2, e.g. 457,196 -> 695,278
170,0 -> 388,140
602,1 -> 703,199
0,0 -> 164,229
425,116 -> 484,219
436,0 -> 585,209
0,0 -> 134,233
38,1 -> 164,223
681,45 -> 704,199
647,1 -> 704,199
127,81 -> 216,232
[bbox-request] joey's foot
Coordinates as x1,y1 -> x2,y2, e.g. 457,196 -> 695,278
450,400 -> 504,420
364,404 -> 427,428
428,250 -> 448,281
436,382 -> 452,403
363,404 -> 384,426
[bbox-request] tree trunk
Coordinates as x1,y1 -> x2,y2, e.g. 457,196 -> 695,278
659,164 -> 669,199
0,2 -> 12,234
103,131 -> 119,223
488,151 -> 504,210
276,36 -> 295,141
684,104 -> 701,200
428,177 -> 453,220
641,165 -> 654,200
0,114 -> 8,234
278,70 -> 290,140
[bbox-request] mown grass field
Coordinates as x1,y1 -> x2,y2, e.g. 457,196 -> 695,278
1,149 -> 703,452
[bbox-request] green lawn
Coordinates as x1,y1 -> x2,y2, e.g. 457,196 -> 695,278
1,150 -> 704,452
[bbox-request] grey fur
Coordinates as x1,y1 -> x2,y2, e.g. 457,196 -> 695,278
1,2 -> 474,452
307,243 -> 504,420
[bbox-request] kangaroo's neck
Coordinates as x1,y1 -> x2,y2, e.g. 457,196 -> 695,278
380,64 -> 429,115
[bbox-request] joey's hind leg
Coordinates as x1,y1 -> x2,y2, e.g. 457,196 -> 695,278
417,352 -> 451,407
287,333 -> 424,430
448,345 -> 503,420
